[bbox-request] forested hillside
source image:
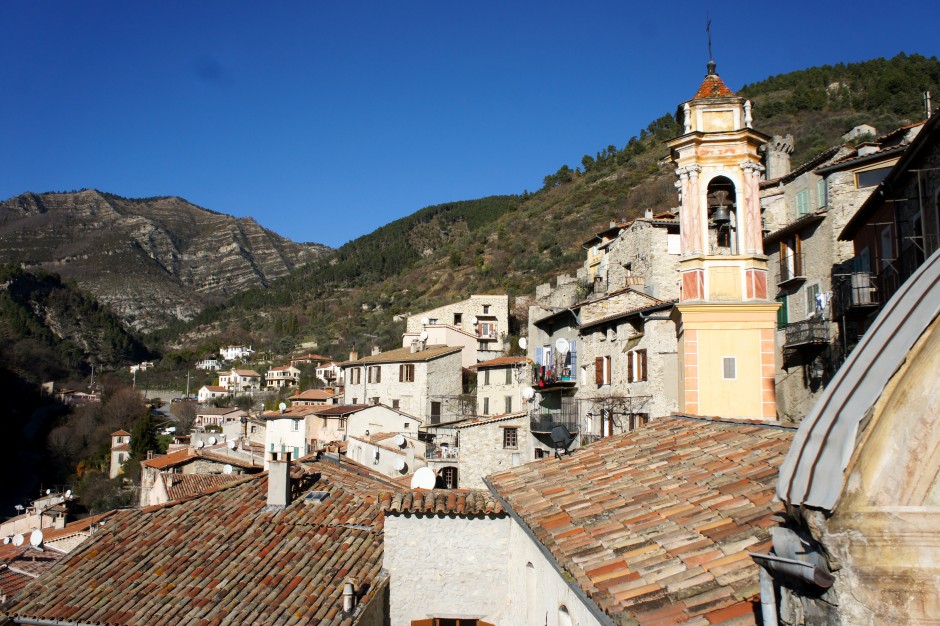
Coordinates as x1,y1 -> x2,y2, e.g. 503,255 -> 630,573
162,53 -> 940,359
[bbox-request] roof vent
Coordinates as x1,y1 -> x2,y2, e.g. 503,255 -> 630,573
304,490 -> 329,505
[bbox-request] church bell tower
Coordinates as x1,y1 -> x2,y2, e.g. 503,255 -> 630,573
668,61 -> 779,419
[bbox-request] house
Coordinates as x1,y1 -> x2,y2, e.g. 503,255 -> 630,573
128,361 -> 153,374
217,368 -> 261,394
472,356 -> 529,417
195,357 -> 222,371
218,344 -> 253,361
264,364 -> 301,389
401,294 -> 511,365
138,446 -> 259,507
427,411 -> 529,489
289,352 -> 332,367
341,345 -> 463,424
343,403 -> 423,441
346,431 -> 425,480
0,491 -> 73,538
194,406 -> 246,429
289,388 -> 337,407
261,405 -> 326,463
108,429 -> 130,479
383,414 -> 795,625
767,246 -> 940,624
315,360 -> 342,386
221,416 -> 266,446
761,122 -> 925,421
838,111 -> 939,340
196,384 -> 228,403
7,455 -> 392,626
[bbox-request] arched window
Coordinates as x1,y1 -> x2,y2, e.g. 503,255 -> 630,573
706,176 -> 738,254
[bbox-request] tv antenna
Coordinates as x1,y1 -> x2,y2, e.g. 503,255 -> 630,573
705,12 -> 716,75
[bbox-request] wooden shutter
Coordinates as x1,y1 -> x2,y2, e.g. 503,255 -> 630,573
638,349 -> 647,381
595,357 -> 604,384
627,351 -> 634,382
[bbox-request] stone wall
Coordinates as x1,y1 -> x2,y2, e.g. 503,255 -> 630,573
606,220 -> 681,301
476,365 -> 527,417
455,414 -> 526,488
405,294 -> 509,338
384,514 -> 511,625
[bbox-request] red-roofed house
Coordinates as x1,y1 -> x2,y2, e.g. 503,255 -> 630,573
109,430 -> 131,479
264,364 -> 301,389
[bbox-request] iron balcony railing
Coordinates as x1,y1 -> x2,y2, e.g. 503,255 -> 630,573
783,319 -> 830,348
530,407 -> 580,434
778,252 -> 805,284
835,271 -> 882,315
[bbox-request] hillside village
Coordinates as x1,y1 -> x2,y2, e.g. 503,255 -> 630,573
2,60 -> 939,626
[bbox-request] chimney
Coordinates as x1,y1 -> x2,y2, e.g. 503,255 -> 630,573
371,345 -> 381,356
342,578 -> 359,613
349,350 -> 358,361
856,142 -> 880,157
267,451 -> 292,508
644,208 -> 653,220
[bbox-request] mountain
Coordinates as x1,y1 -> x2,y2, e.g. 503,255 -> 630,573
0,190 -> 331,332
160,54 -> 940,358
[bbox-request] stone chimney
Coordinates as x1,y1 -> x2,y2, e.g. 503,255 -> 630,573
763,135 -> 794,180
644,208 -> 653,220
371,345 -> 381,356
267,450 -> 292,508
349,349 -> 358,361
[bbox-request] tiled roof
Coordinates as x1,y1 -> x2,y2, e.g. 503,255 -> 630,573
814,142 -> 908,173
231,368 -> 261,377
577,300 -> 677,330
111,443 -> 130,452
486,415 -> 796,625
141,448 -> 195,469
313,404 -> 371,417
0,546 -> 65,599
111,430 -> 131,437
471,356 -> 531,369
693,74 -> 735,99
7,461 -> 388,626
345,345 -> 463,365
380,490 -> 505,516
260,405 -> 323,420
202,385 -> 227,392
453,412 -> 527,429
292,389 -> 335,400
163,473 -> 245,501
196,406 -> 242,416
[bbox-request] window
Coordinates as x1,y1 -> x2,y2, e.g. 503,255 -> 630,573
482,305 -> 490,314
293,446 -> 299,460
478,321 -> 496,338
627,349 -> 648,382
594,356 -> 611,385
534,448 -> 547,459
430,402 -> 441,423
505,396 -> 513,413
368,366 -> 381,384
483,397 -> 489,415
370,397 -> 380,405
723,357 -> 737,380
484,369 -> 490,385
392,399 -> 400,409
428,318 -> 438,325
817,179 -> 827,208
440,466 -> 458,489
776,295 -> 788,328
291,419 -> 300,432
503,427 -> 518,449
349,368 -> 361,385
399,364 -> 415,382
856,166 -> 892,189
403,422 -> 409,429
453,313 -> 462,325
505,367 -> 512,384
796,189 -> 810,216
351,398 -> 358,405
805,283 -> 821,317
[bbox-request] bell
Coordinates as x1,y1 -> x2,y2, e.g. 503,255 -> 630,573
712,206 -> 731,224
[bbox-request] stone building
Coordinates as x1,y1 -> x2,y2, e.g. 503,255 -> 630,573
472,356 -> 529,417
346,430 -> 425,480
108,429 -> 130,479
341,345 -> 463,424
402,294 -> 510,365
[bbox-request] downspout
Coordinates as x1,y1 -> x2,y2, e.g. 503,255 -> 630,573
758,566 -> 779,626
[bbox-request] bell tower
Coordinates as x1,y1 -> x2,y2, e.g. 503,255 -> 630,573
667,62 -> 779,419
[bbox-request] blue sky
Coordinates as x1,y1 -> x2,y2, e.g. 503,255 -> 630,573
2,2 -> 937,248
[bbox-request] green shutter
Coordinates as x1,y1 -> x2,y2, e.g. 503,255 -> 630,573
776,295 -> 788,328
796,190 -> 810,216
817,179 -> 827,208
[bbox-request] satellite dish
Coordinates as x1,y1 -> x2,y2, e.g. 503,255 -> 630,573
227,439 -> 237,450
12,534 -> 24,547
471,317 -> 478,326
518,337 -> 528,350
418,330 -> 428,342
278,402 -> 287,412
197,440 -> 205,449
45,489 -> 51,495
208,436 -> 217,446
222,464 -> 233,475
393,458 -> 406,472
65,489 -> 72,499
420,317 -> 430,326
410,467 -> 436,490
29,530 -> 43,547
394,434 -> 406,447
555,338 -> 570,354
1,537 -> 8,545
522,386 -> 535,400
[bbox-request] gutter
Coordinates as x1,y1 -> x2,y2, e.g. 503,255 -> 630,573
482,478 -> 619,626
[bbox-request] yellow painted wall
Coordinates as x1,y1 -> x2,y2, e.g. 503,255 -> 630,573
696,326 -> 762,417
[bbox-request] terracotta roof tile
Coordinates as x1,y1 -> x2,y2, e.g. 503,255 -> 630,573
380,489 -> 505,517
693,74 -> 735,99
346,345 -> 462,365
487,415 -> 795,625
7,461 -> 389,626
163,473 -> 245,501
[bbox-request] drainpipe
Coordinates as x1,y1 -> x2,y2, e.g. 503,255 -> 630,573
758,566 -> 779,626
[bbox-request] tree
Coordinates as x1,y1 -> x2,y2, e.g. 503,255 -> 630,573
173,400 -> 198,434
125,410 -> 160,482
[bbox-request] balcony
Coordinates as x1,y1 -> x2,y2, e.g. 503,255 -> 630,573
778,252 -> 806,286
425,443 -> 459,461
834,271 -> 882,315
783,319 -> 831,348
530,408 -> 580,434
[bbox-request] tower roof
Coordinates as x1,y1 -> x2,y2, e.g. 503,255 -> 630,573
693,72 -> 735,99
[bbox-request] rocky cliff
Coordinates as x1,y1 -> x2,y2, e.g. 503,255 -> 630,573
0,190 -> 330,332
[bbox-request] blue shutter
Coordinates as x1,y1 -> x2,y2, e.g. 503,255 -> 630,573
536,347 -> 543,366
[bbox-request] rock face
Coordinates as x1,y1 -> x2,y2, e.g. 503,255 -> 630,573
0,190 -> 330,332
